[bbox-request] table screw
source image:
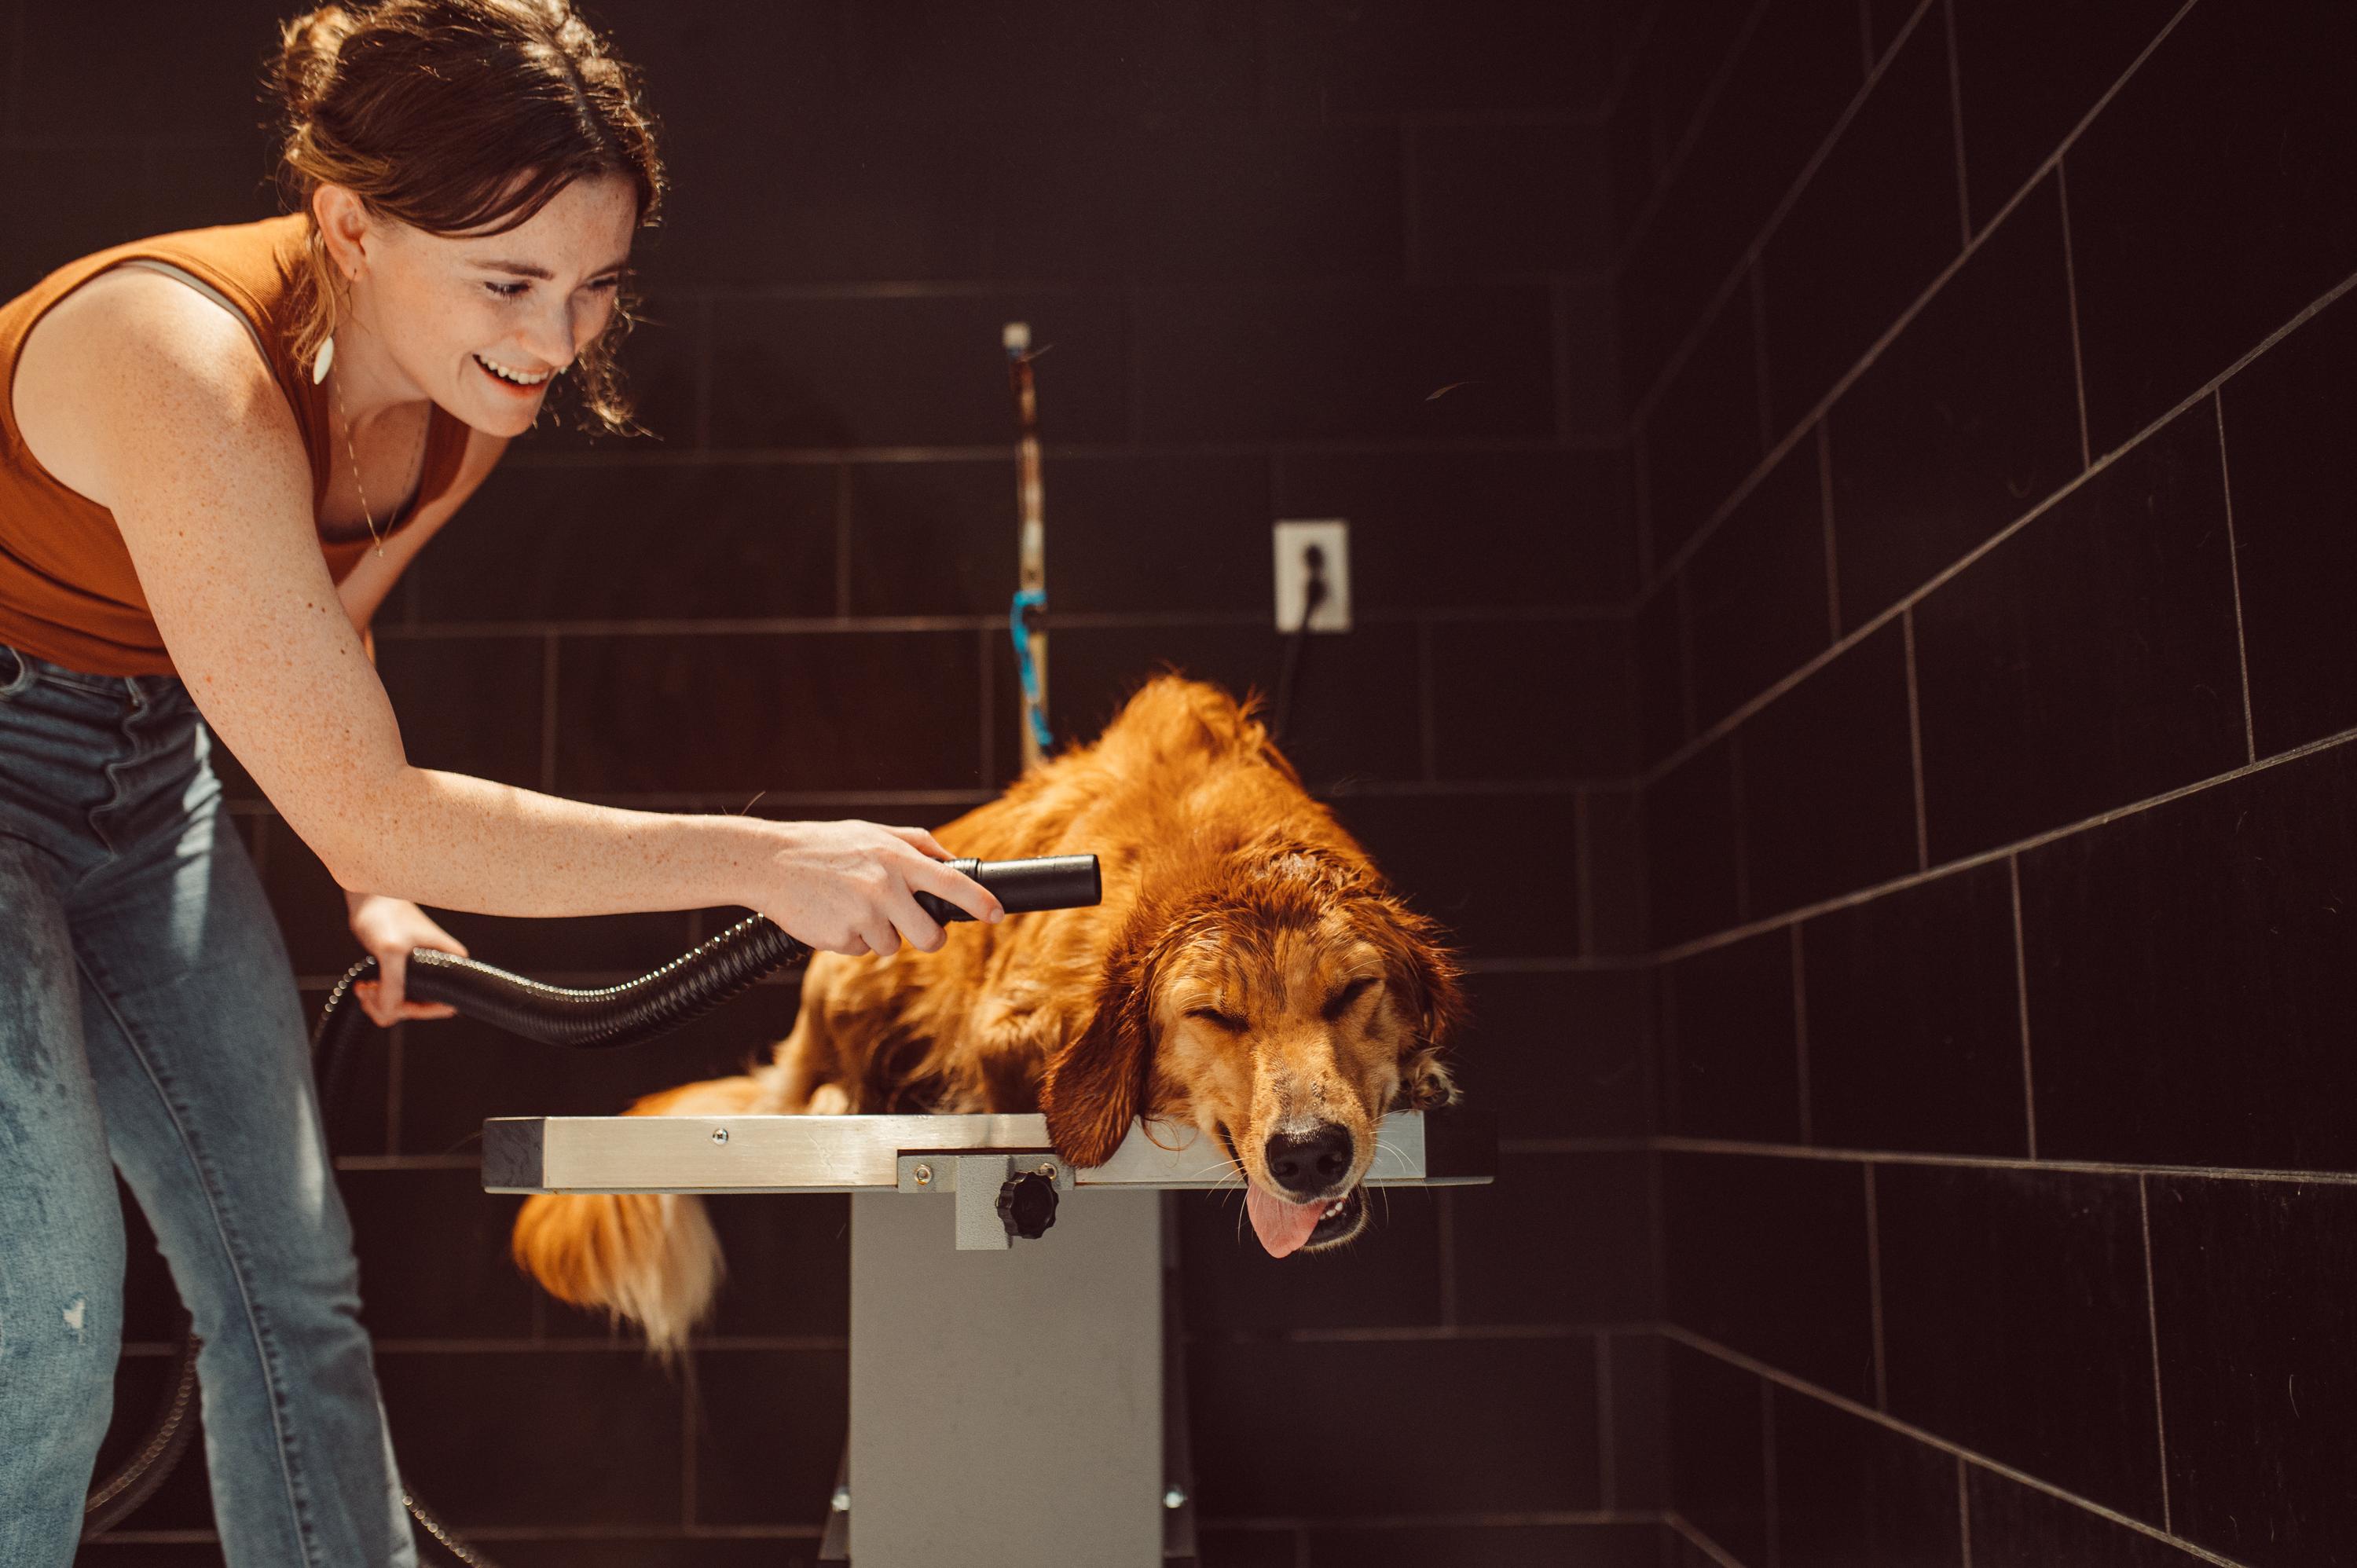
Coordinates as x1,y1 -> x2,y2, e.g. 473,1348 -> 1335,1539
830,1485 -> 851,1512
913,1163 -> 934,1187
1163,1485 -> 1186,1510
1037,1162 -> 1060,1182
710,1127 -> 729,1145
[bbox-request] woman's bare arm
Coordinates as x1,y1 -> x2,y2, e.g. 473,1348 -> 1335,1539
13,273 -> 998,950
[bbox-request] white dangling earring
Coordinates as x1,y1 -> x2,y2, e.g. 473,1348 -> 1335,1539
311,332 -> 335,385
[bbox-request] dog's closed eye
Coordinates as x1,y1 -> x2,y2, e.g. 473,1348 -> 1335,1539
1320,976 -> 1378,1021
1188,1006 -> 1245,1032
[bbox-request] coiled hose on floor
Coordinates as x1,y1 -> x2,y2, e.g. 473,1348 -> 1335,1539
82,854 -> 1100,1561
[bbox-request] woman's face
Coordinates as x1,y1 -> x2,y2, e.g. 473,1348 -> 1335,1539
334,172 -> 639,438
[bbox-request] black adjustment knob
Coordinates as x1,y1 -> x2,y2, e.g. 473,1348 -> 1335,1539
996,1171 -> 1059,1240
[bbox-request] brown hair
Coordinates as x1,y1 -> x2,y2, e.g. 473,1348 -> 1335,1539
267,0 -> 665,434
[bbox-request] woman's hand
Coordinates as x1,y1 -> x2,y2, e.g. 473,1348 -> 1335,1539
345,891 -> 471,1027
755,821 -> 1004,957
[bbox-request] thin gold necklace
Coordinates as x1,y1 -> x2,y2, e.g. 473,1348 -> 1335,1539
326,354 -> 423,558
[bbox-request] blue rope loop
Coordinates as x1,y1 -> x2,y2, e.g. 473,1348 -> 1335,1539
1010,587 -> 1053,753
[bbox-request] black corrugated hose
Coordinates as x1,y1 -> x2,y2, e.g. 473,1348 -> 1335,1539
82,855 -> 1100,1562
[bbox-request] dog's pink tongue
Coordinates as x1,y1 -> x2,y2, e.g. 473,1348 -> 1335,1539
1247,1186 -> 1326,1258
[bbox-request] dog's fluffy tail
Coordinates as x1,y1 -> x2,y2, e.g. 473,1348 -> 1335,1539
509,1072 -> 770,1357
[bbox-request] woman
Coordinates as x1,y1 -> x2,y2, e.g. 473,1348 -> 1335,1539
0,2 -> 999,1563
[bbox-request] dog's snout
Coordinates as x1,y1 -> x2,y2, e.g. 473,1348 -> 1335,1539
1263,1124 -> 1353,1197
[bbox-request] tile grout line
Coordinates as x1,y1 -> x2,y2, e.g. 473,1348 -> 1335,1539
1646,716 -> 2357,969
1655,1134 -> 2357,1190
1791,923 -> 1812,1146
2056,162 -> 2094,471
2008,855 -> 2038,1161
1660,1326 -> 2249,1568
1623,0 -> 1941,434
2140,1174 -> 2173,1534
1665,1511 -> 1748,1568
1612,0 -> 1777,276
1902,608 -> 1929,870
977,625 -> 996,787
2211,391 -> 2259,766
1941,0 -> 1970,245
1957,1453 -> 1974,1566
1816,421 -> 1842,642
1864,1163 -> 1888,1410
1627,0 -> 2208,602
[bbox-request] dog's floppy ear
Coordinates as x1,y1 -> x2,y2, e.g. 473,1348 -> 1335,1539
1041,920 -> 1164,1167
1358,892 -> 1469,1108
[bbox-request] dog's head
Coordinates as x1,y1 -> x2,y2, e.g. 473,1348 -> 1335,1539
1040,838 -> 1466,1256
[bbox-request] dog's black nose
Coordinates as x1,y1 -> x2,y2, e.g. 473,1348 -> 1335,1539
1263,1124 -> 1353,1197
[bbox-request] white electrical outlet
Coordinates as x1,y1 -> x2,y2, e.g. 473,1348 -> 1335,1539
1274,519 -> 1351,633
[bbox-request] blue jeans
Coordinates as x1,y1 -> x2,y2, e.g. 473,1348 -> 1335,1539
0,645 -> 414,1566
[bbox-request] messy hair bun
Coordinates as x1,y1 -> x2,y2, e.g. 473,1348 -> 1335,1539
265,0 -> 666,435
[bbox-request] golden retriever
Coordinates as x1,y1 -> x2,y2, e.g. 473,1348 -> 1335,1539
511,676 -> 1466,1350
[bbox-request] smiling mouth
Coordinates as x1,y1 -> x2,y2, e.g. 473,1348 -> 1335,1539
473,353 -> 552,391
1221,1123 -> 1369,1257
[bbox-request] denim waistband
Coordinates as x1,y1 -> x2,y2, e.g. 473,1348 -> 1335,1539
0,643 -> 187,704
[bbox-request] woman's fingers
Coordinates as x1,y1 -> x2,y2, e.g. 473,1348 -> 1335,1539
883,824 -> 951,859
905,851 -> 1003,924
884,884 -> 948,954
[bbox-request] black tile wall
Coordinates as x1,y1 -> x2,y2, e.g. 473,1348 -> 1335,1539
1662,1152 -> 1876,1405
1770,1387 -> 1964,1568
1458,967 -> 1652,1141
2065,1 -> 2357,455
1950,0 -> 2183,233
688,1349 -> 851,1526
1758,13 -> 1962,431
1274,449 -> 1634,612
1616,1 -> 2355,1559
1660,930 -> 1799,1145
1875,1164 -> 2165,1523
409,463 -> 841,624
1683,428 -> 1829,731
1912,399 -> 2245,863
2018,740 -> 2357,1173
2145,1176 -> 2357,1568
1665,1340 -> 1769,1568
1965,1467 -> 2212,1568
1453,1150 -> 1659,1324
1643,738 -> 1738,947
1307,1522 -> 1664,1567
1430,616 -> 1636,780
1132,283 -> 1559,445
1734,618 -> 1919,918
1641,288 -> 1765,566
1411,123 -> 1615,277
1615,0 -> 1865,404
1801,859 -> 2029,1157
1178,1186 -> 1444,1335
2217,284 -> 2357,757
1824,173 -> 2084,631
1187,1337 -> 1600,1519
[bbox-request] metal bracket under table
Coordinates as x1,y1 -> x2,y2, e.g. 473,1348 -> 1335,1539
483,1107 -> 1495,1567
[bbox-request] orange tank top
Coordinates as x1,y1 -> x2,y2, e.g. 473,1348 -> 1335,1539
0,213 -> 470,676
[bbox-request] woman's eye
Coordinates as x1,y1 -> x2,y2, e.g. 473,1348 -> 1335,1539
484,280 -> 530,299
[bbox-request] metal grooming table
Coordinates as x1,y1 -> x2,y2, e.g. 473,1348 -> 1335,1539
483,1106 -> 1494,1567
